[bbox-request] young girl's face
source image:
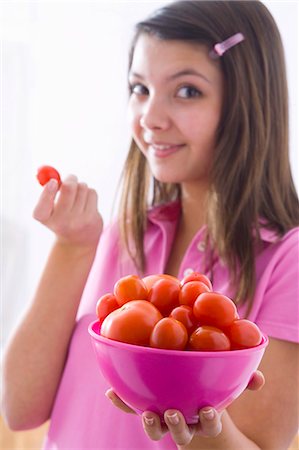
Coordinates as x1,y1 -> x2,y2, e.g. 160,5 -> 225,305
128,34 -> 223,188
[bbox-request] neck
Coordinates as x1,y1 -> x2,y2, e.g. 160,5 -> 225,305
179,182 -> 210,235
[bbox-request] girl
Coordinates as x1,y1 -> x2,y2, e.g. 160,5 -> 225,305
2,1 -> 298,449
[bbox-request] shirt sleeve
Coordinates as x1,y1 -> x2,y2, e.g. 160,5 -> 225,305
254,228 -> 299,343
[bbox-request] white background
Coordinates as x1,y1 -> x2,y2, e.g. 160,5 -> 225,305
1,1 -> 298,358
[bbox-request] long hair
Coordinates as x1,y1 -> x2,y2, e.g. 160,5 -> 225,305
118,0 -> 299,309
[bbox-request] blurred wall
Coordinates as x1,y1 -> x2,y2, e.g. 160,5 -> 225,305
1,1 -> 298,363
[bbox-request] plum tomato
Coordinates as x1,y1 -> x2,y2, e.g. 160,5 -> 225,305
96,293 -> 119,324
179,280 -> 210,308
148,278 -> 180,316
113,275 -> 148,306
37,165 -> 61,186
100,300 -> 162,346
180,272 -> 212,290
169,305 -> 198,335
189,326 -> 231,351
142,274 -> 180,291
150,317 -> 188,350
193,292 -> 238,329
225,319 -> 263,349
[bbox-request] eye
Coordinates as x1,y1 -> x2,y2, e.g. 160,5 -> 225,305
177,85 -> 202,99
128,83 -> 149,96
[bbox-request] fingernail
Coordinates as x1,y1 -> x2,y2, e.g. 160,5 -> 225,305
47,179 -> 58,192
105,390 -> 114,400
202,409 -> 215,420
144,416 -> 154,426
167,412 -> 179,425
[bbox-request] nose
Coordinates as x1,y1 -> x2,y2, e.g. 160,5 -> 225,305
140,96 -> 171,131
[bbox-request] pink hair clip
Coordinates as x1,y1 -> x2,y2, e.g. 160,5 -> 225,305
210,33 -> 245,59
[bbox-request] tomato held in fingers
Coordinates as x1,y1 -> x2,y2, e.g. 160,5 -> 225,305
101,300 -> 162,346
179,280 -> 210,307
150,317 -> 188,350
180,272 -> 213,291
148,278 -> 180,316
169,305 -> 198,335
189,326 -> 231,351
37,165 -> 61,186
193,292 -> 238,329
225,319 -> 263,350
113,275 -> 148,306
96,294 -> 119,324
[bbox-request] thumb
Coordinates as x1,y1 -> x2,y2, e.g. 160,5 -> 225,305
33,178 -> 59,222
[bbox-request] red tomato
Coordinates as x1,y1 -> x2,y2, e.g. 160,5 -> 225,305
37,165 -> 61,186
179,280 -> 210,307
96,293 -> 119,324
148,278 -> 180,315
113,275 -> 148,306
169,305 -> 198,335
193,292 -> 238,329
189,326 -> 231,351
150,317 -> 188,350
101,300 -> 162,346
225,319 -> 263,349
142,274 -> 180,291
180,272 -> 212,290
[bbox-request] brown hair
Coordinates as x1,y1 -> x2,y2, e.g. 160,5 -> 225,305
118,0 -> 299,310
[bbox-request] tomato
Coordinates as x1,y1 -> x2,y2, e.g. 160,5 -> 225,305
225,319 -> 263,350
189,326 -> 231,351
101,300 -> 162,346
180,272 -> 212,290
142,274 -> 180,291
169,305 -> 198,335
148,278 -> 180,315
37,165 -> 61,186
113,275 -> 148,306
150,317 -> 188,350
193,292 -> 238,329
179,280 -> 210,307
96,293 -> 119,324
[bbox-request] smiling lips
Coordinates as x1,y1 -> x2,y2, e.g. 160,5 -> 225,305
148,143 -> 185,158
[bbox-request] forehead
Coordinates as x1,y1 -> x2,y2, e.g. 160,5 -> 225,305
130,33 -> 221,84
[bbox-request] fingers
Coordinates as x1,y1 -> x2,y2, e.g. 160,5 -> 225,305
105,389 -> 136,414
55,175 -> 79,214
142,412 -> 168,441
246,370 -> 265,391
198,407 -> 222,437
163,410 -> 195,446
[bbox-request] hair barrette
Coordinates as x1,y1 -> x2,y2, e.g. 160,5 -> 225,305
209,33 -> 245,59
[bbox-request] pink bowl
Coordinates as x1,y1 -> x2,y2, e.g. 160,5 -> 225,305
88,319 -> 268,424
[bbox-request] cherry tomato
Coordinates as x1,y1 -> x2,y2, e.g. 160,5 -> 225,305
225,319 -> 263,350
113,275 -> 148,306
96,293 -> 119,324
101,300 -> 162,346
193,292 -> 238,329
179,280 -> 210,307
180,272 -> 212,290
189,326 -> 231,351
148,278 -> 180,316
142,274 -> 180,291
36,165 -> 61,186
169,305 -> 198,335
150,317 -> 188,350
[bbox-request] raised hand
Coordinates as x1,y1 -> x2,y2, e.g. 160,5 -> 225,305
33,175 -> 103,248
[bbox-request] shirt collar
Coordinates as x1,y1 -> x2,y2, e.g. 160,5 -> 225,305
147,201 -> 279,243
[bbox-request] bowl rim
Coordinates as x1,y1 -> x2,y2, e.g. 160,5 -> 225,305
88,319 -> 269,357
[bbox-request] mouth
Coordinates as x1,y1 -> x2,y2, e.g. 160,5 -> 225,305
148,143 -> 185,158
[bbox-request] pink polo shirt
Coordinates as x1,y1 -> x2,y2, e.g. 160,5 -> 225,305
43,201 -> 299,450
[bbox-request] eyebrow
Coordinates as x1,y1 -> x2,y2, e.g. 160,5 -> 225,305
129,68 -> 211,84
